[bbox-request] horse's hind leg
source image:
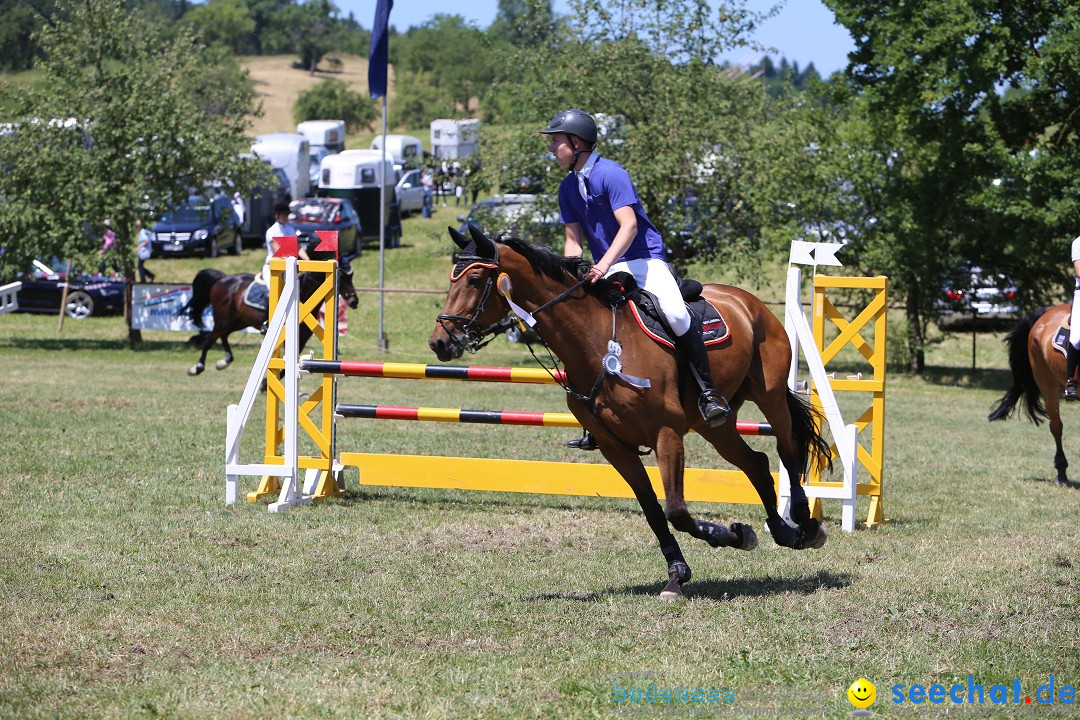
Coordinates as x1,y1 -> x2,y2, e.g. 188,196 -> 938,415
215,332 -> 235,370
1040,376 -> 1068,483
653,428 -> 758,552
188,331 -> 220,375
595,442 -> 694,599
697,422 -> 822,550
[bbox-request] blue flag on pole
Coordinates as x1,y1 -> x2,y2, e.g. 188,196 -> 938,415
369,0 -> 393,99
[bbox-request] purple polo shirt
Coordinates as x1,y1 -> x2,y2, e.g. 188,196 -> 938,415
557,155 -> 666,263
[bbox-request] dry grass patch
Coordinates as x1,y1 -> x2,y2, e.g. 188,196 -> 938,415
242,53 -> 391,137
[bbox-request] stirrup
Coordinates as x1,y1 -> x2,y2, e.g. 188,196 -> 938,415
1066,379 -> 1079,401
566,433 -> 598,451
699,391 -> 732,427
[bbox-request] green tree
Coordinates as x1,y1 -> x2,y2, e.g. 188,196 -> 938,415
392,15 -> 493,116
483,0 -> 778,267
269,0 -> 340,74
182,0 -> 256,54
819,0 -> 1080,370
293,78 -> 377,132
0,0 -> 269,341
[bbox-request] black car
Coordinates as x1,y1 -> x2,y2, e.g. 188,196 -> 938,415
152,195 -> 242,258
15,259 -> 125,319
289,197 -> 361,256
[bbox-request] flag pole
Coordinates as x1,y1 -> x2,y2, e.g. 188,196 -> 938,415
377,97 -> 388,351
369,0 -> 393,352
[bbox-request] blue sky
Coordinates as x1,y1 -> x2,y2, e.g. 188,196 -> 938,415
337,1 -> 856,76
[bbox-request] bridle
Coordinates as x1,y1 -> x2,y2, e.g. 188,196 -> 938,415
435,243 -> 587,357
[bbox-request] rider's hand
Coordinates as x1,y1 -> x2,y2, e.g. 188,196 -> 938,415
586,263 -> 608,284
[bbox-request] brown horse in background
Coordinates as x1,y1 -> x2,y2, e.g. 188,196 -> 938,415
989,304 -> 1078,484
428,226 -> 831,598
180,253 -> 359,376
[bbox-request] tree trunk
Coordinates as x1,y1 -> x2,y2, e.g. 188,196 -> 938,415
905,288 -> 924,373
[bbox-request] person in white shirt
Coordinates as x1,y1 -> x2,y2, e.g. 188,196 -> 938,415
231,192 -> 247,230
1067,234 -> 1080,398
260,202 -> 306,284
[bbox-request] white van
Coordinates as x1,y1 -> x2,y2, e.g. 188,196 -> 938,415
370,134 -> 423,166
296,119 -> 346,154
318,149 -> 401,248
430,119 -> 481,159
251,132 -> 311,201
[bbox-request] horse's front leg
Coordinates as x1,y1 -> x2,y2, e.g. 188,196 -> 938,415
594,440 -> 692,600
654,427 -> 758,554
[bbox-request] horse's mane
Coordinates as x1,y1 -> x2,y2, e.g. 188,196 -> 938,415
500,237 -> 628,306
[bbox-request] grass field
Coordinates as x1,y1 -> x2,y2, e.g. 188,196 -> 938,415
2,203 -> 1079,719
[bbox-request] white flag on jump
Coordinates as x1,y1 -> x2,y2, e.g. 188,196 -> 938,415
789,240 -> 844,267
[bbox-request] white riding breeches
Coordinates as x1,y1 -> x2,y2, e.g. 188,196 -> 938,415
606,258 -> 691,337
1070,279 -> 1080,348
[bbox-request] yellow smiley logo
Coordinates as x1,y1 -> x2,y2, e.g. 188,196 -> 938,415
848,678 -> 876,709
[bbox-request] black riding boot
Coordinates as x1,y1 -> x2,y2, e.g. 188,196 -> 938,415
675,327 -> 731,426
1067,343 -> 1080,400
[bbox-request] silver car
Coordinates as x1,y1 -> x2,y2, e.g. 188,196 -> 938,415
395,168 -> 426,217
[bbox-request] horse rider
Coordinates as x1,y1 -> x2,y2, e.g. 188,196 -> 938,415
260,201 -> 307,285
1067,233 -> 1080,399
540,108 -> 731,450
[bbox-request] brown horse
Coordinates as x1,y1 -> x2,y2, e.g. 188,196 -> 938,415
429,226 -> 831,598
988,304 -> 1078,484
180,254 -> 359,376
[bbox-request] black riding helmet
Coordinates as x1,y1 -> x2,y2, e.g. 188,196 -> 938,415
541,109 -> 598,171
539,108 -> 598,144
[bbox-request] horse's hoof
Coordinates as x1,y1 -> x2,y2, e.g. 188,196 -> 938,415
731,522 -> 757,551
805,522 -> 828,549
215,359 -> 231,370
659,579 -> 685,601
188,364 -> 204,376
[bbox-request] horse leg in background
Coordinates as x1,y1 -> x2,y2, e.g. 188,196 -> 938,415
595,441 -> 694,599
1039,374 -> 1068,483
188,328 -> 222,376
214,331 -> 235,370
653,427 -> 758,552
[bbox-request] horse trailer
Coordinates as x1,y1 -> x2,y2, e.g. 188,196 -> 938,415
317,149 -> 401,249
296,120 -> 346,154
370,134 -> 423,166
430,119 -> 481,159
251,133 -> 311,202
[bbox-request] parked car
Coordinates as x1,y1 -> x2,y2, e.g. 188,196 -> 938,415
152,194 -> 242,258
289,197 -> 361,256
395,168 -> 425,217
938,265 -> 1021,329
15,259 -> 125,319
455,194 -> 559,245
309,146 -> 330,188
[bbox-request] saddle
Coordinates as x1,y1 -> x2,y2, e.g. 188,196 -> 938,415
1053,321 -> 1071,357
608,272 -> 730,349
242,281 -> 269,312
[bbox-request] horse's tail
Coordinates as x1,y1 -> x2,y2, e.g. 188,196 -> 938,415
178,268 -> 226,330
786,388 -> 834,477
988,307 -> 1048,425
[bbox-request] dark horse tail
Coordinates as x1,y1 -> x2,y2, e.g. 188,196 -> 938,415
786,388 -> 834,476
178,268 -> 226,330
988,307 -> 1049,425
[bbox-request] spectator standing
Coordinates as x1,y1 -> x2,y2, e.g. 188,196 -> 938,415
421,167 -> 435,218
98,219 -> 118,275
135,219 -> 155,283
231,192 -> 247,232
261,202 -> 305,285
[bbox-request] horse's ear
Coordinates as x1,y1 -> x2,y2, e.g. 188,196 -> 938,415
448,226 -> 470,251
467,223 -> 496,260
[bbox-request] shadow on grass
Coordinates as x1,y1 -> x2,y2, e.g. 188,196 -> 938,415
918,365 -> 1012,391
336,486 -> 781,523
0,335 -> 203,353
527,569 -> 853,603
1022,474 -> 1080,490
